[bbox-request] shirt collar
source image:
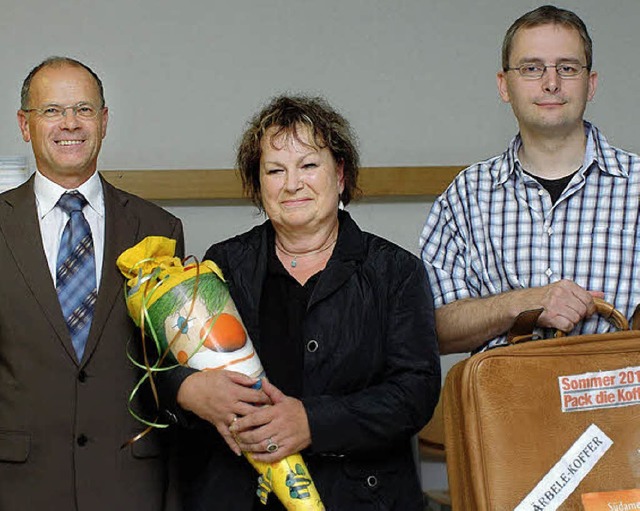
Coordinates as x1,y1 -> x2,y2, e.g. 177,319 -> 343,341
493,121 -> 626,187
34,170 -> 105,219
589,122 -> 629,178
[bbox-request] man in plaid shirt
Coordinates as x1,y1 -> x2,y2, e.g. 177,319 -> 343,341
420,5 -> 640,354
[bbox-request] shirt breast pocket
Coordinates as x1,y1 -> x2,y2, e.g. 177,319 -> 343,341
590,226 -> 639,262
588,226 -> 640,308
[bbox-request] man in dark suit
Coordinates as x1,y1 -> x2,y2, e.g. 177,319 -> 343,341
0,56 -> 184,510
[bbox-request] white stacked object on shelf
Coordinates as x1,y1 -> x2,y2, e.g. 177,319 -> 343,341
0,156 -> 29,193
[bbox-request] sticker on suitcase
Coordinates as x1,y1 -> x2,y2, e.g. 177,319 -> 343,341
514,424 -> 612,511
558,365 -> 640,413
581,488 -> 640,511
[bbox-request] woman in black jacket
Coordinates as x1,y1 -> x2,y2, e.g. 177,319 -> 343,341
174,95 -> 440,511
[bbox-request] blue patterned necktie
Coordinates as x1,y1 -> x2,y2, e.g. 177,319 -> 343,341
56,191 -> 97,360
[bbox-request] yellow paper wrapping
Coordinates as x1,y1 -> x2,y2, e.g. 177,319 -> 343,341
117,236 -> 324,510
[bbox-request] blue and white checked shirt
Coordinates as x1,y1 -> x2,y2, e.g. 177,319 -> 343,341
419,122 -> 640,349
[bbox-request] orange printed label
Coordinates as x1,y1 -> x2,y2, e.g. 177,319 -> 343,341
581,489 -> 640,510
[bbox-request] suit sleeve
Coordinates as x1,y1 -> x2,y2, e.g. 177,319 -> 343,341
171,218 -> 185,259
155,216 -> 202,426
155,236 -> 224,427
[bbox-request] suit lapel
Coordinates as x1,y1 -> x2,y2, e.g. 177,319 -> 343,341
81,178 -> 139,364
0,178 -> 77,360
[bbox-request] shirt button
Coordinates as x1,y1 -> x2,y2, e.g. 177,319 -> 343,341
306,340 -> 319,353
538,189 -> 545,196
547,227 -> 553,235
78,370 -> 87,383
77,434 -> 88,446
545,268 -> 553,277
366,475 -> 378,488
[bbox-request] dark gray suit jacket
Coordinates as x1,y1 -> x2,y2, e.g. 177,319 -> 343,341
0,174 -> 184,511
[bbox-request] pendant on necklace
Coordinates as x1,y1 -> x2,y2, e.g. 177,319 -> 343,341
291,257 -> 297,268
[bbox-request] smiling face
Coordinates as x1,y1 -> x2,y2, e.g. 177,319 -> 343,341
497,24 -> 597,138
17,64 -> 108,188
259,125 -> 344,235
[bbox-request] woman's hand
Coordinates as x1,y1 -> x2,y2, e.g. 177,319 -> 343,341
177,370 -> 270,455
230,379 -> 311,462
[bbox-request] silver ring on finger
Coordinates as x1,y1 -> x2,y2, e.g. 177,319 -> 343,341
266,437 -> 279,453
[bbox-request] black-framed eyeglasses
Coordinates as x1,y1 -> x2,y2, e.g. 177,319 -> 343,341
22,102 -> 102,120
506,62 -> 588,80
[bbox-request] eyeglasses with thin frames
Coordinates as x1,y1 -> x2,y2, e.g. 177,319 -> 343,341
505,62 -> 588,80
22,102 -> 103,120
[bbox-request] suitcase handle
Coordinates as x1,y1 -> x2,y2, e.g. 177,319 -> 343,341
507,297 -> 628,344
554,298 -> 628,337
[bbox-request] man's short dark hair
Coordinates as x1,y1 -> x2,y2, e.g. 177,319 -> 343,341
502,5 -> 593,71
20,56 -> 105,110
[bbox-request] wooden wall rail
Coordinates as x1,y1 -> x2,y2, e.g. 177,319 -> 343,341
100,166 -> 465,201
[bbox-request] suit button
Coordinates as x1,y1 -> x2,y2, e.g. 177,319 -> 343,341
77,434 -> 88,446
306,340 -> 319,353
78,370 -> 87,383
366,475 -> 378,488
163,410 -> 178,424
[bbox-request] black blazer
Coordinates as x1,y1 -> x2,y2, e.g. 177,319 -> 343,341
0,175 -> 184,511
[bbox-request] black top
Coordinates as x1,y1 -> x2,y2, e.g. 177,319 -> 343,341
525,169 -> 579,204
253,230 -> 320,511
260,228 -> 322,397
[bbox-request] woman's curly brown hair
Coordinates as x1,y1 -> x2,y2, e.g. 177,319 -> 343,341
236,94 -> 361,210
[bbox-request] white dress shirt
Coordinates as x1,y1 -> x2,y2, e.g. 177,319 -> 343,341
34,170 -> 105,289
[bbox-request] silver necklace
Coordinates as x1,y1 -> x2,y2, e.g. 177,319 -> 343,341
275,238 -> 337,268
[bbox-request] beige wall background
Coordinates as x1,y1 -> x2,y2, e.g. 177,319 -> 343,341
2,0 -> 639,491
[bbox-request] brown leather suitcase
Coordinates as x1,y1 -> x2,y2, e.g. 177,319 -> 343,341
443,300 -> 640,510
